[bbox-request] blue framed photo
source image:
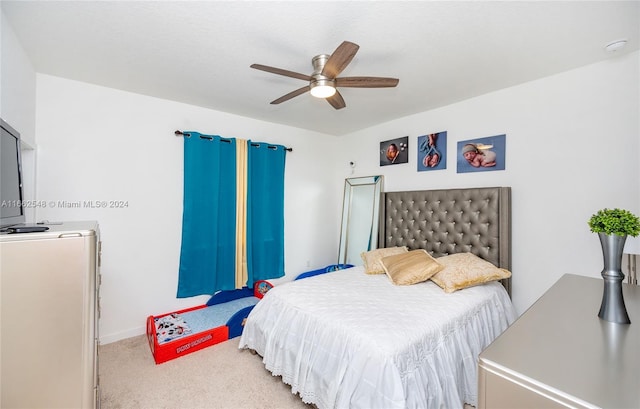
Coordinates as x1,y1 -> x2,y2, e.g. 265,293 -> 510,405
457,134 -> 506,173
417,131 -> 447,172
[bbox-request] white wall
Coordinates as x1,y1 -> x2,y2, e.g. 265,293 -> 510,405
337,51 -> 640,315
34,75 -> 342,343
1,10 -> 37,219
0,11 -> 36,146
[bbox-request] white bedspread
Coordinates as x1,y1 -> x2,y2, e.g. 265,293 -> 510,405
238,266 -> 517,409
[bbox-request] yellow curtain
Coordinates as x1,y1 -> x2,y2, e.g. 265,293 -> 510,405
235,139 -> 248,288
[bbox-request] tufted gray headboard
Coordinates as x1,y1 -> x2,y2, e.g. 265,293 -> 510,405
379,186 -> 511,295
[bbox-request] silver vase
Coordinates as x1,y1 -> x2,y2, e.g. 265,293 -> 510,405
597,232 -> 631,324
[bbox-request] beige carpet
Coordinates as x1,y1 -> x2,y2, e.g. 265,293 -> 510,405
99,335 -> 310,409
100,335 -> 475,409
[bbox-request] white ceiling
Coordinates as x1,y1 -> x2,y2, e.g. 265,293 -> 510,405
2,1 -> 638,136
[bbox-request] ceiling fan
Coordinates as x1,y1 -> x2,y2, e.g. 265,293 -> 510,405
250,41 -> 399,110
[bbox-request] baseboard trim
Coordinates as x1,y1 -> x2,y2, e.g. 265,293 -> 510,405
100,326 -> 146,345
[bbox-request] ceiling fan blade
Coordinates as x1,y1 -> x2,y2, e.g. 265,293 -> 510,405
321,41 -> 359,79
251,64 -> 312,82
326,90 -> 346,110
270,85 -> 311,105
336,77 -> 399,88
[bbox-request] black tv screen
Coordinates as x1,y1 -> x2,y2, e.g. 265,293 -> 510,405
1,118 -> 26,229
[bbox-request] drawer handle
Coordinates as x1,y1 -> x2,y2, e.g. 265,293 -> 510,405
58,233 -> 83,238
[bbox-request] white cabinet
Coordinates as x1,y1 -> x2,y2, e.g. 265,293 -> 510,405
1,222 -> 100,408
478,274 -> 639,409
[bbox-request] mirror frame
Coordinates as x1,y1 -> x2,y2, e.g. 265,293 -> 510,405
337,175 -> 384,266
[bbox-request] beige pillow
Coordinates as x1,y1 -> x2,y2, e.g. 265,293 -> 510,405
380,249 -> 444,285
431,252 -> 511,293
361,246 -> 408,274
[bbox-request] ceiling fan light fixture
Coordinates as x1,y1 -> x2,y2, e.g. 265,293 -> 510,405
310,79 -> 336,98
251,41 -> 398,109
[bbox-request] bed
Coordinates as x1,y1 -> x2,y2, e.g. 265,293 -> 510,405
238,186 -> 517,408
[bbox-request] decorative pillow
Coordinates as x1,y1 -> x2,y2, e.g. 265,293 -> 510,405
380,249 -> 444,285
361,246 -> 408,274
431,252 -> 511,293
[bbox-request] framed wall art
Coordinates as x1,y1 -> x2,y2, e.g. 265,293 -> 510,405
380,136 -> 408,166
457,134 -> 506,173
417,131 -> 447,171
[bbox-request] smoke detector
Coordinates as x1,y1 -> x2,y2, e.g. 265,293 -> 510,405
604,39 -> 628,53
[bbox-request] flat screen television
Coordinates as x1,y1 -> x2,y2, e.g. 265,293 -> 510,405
1,118 -> 26,229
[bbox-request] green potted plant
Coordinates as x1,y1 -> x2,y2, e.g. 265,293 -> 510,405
588,208 -> 640,237
588,208 -> 640,324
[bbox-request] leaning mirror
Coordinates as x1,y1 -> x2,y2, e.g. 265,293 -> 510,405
338,175 -> 384,266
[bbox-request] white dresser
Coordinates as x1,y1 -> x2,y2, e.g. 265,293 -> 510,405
0,221 -> 101,408
478,273 -> 639,408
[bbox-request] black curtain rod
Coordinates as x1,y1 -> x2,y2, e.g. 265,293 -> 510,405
175,130 -> 292,152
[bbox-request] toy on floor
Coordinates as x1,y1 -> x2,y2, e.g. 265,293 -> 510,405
146,280 -> 273,364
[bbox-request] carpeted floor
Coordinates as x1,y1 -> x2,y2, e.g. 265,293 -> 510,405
99,334 -> 310,409
100,334 -> 476,409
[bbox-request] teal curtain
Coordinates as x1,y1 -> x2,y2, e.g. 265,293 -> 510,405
177,133 -> 237,298
246,142 -> 286,284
